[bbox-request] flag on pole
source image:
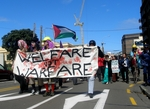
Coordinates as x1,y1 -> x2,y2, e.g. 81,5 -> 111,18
60,41 -> 63,48
53,24 -> 78,41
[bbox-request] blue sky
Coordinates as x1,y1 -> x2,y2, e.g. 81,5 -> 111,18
0,0 -> 142,53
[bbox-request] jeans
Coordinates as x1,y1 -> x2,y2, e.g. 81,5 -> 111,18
88,76 -> 95,94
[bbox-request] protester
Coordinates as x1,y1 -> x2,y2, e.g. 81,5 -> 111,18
130,44 -> 141,80
118,55 -> 123,78
28,37 -> 43,95
102,55 -> 112,84
111,55 -> 119,82
140,44 -> 150,85
87,40 -> 104,98
42,36 -> 55,97
13,40 -> 29,94
97,46 -> 104,82
120,53 -> 130,84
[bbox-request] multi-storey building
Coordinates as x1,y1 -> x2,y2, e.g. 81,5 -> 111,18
122,33 -> 143,55
140,0 -> 150,45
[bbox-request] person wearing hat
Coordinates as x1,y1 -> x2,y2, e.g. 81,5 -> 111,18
87,40 -> 104,98
28,37 -> 43,95
13,40 -> 29,94
130,44 -> 137,57
130,44 -> 141,82
42,36 -> 56,97
140,44 -> 150,85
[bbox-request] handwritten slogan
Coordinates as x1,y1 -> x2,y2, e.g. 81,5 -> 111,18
111,60 -> 119,73
13,47 -> 98,78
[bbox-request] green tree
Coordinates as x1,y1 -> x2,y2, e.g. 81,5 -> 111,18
2,29 -> 38,60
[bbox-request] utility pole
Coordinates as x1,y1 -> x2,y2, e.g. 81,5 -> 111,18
33,23 -> 36,37
40,25 -> 43,46
101,42 -> 105,53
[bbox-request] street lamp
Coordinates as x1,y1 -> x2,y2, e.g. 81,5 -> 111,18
101,42 -> 105,53
101,36 -> 110,53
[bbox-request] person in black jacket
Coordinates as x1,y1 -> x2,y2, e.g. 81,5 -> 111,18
120,53 -> 130,84
28,37 -> 43,95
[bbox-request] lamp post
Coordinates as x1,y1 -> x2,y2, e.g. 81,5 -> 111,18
101,36 -> 110,53
101,42 -> 105,53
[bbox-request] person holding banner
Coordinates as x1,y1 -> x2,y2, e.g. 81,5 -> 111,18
97,46 -> 104,82
42,36 -> 56,97
28,37 -> 43,95
87,40 -> 104,98
14,40 -> 29,94
111,56 -> 119,82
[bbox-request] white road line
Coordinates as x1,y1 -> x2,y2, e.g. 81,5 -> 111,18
0,80 -> 15,84
0,92 -> 18,98
27,87 -> 73,109
0,88 -> 47,101
94,89 -> 110,109
63,89 -> 110,109
0,93 -> 32,101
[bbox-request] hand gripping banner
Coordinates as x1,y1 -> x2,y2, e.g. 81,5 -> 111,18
13,46 -> 98,78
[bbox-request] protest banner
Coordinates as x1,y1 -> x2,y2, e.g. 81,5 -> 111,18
111,60 -> 119,73
13,46 -> 98,78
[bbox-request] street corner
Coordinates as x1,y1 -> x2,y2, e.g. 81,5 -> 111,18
139,84 -> 150,99
127,81 -> 144,94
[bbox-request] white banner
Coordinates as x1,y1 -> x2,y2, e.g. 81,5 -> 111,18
111,60 -> 119,73
13,47 -> 98,78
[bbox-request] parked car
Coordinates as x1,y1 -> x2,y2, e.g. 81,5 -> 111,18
0,64 -> 14,80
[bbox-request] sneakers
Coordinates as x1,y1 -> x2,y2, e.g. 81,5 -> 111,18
59,86 -> 62,89
31,89 -> 36,95
18,90 -> 23,94
43,92 -> 50,97
88,93 -> 93,98
35,91 -> 42,95
106,82 -> 109,84
51,91 -> 55,96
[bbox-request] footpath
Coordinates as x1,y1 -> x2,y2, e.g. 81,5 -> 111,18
140,84 -> 150,99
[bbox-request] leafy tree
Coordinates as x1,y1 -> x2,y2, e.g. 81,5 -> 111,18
2,29 -> 38,60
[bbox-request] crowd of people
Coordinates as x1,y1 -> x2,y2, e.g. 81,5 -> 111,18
12,37 -> 150,98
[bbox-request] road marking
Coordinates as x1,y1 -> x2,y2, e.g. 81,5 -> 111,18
0,86 -> 19,92
130,97 -> 137,105
0,93 -> 32,101
129,84 -> 134,88
0,92 -> 18,97
27,87 -> 73,109
137,81 -> 144,84
63,89 -> 110,109
127,89 -> 131,94
94,89 -> 110,109
0,88 -> 47,101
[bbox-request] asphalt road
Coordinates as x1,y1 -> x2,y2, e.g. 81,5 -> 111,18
0,76 -> 150,109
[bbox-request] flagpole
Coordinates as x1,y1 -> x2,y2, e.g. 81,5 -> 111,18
45,27 -> 54,41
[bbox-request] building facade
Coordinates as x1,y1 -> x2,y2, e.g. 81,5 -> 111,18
140,0 -> 150,45
0,47 -> 10,65
122,33 -> 143,55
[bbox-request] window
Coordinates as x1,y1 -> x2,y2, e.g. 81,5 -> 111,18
0,65 -> 4,70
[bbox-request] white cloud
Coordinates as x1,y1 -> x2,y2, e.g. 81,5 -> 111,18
0,17 -> 9,22
101,4 -> 106,7
120,18 -> 140,28
106,9 -> 110,12
62,0 -> 73,4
